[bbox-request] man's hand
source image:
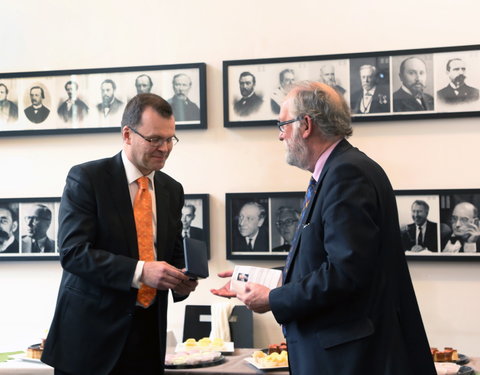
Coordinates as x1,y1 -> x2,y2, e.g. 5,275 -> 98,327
465,221 -> 480,243
210,270 -> 237,298
173,278 -> 198,296
236,282 -> 271,313
141,261 -> 189,290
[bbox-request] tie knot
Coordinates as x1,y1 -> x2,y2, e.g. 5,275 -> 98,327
137,176 -> 149,190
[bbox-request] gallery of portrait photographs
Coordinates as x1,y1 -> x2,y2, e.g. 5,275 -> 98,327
395,189 -> 480,260
223,44 -> 480,127
183,194 -> 210,259
0,197 -> 60,261
0,63 -> 207,136
226,192 -> 304,260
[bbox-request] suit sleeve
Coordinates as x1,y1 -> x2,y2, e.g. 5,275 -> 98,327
59,164 -> 138,292
270,161 -> 382,324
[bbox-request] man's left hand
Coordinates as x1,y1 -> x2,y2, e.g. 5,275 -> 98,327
173,278 -> 198,296
236,282 -> 271,313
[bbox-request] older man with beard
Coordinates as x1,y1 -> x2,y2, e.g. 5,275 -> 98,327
212,81 -> 435,375
393,56 -> 434,112
437,58 -> 479,104
97,79 -> 124,118
0,204 -> 19,253
168,74 -> 200,121
350,64 -> 389,114
233,71 -> 263,117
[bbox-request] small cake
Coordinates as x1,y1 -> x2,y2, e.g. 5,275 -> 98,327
27,343 -> 43,359
431,347 -> 459,362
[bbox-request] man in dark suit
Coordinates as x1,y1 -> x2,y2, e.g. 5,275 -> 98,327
42,93 -> 198,375
233,72 -> 263,117
168,73 -> 200,122
437,58 -> 480,104
24,86 -> 50,123
319,64 -> 346,96
272,206 -> 299,252
0,203 -> 19,253
232,201 -> 269,252
350,64 -> 389,114
0,83 -> 18,123
401,200 -> 438,252
443,202 -> 480,253
213,82 -> 435,375
57,81 -> 89,122
21,203 -> 56,253
393,56 -> 434,112
97,79 -> 124,118
181,203 -> 204,241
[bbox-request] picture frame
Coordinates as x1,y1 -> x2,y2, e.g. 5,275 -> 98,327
226,192 -> 304,260
183,194 -> 210,259
0,62 -> 207,136
0,197 -> 60,261
222,44 -> 480,127
395,189 -> 480,261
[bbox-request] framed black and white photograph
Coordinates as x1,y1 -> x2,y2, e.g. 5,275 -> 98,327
0,197 -> 60,261
226,192 -> 303,260
0,62 -> 207,136
395,189 -> 480,260
183,194 -> 210,259
222,44 -> 480,127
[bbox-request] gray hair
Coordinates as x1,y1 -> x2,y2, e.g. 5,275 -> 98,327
290,81 -> 352,139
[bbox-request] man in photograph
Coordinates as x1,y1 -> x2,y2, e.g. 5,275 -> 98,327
393,56 -> 434,112
0,83 -> 18,123
401,200 -> 438,252
319,64 -> 346,96
21,203 -> 55,253
272,206 -> 299,252
135,74 -> 153,94
97,79 -> 124,118
181,203 -> 205,241
57,80 -> 89,122
443,202 -> 480,253
350,64 -> 389,114
0,203 -> 19,253
168,73 -> 200,121
233,71 -> 263,117
271,69 -> 295,114
24,86 -> 50,123
437,58 -> 479,104
232,201 -> 268,252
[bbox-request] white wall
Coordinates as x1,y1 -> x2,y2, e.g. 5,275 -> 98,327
0,0 -> 479,355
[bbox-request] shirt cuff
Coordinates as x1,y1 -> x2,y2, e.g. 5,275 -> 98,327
132,260 -> 145,289
464,242 -> 477,253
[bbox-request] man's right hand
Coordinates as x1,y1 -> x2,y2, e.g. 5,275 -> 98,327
210,270 -> 237,298
141,261 -> 189,290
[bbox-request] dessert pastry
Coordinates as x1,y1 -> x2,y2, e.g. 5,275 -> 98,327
267,342 -> 288,354
252,349 -> 288,367
180,337 -> 225,351
27,343 -> 43,359
165,351 -> 222,366
431,347 -> 459,362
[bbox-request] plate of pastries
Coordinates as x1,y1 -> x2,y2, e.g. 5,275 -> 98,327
245,342 -> 289,370
175,337 -> 234,353
431,347 -> 474,375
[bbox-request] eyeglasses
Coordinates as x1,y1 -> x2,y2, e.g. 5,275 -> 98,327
276,116 -> 302,132
275,218 -> 298,228
128,126 -> 179,147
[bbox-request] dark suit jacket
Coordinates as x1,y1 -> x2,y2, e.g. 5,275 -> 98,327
0,238 -> 19,253
24,105 -> 50,123
168,96 -> 200,122
233,93 -> 263,117
401,221 -> 438,251
42,152 -> 186,375
437,84 -> 480,104
393,88 -> 434,112
21,235 -> 56,253
57,99 -> 89,122
96,98 -> 124,117
272,243 -> 290,252
232,227 -> 269,252
269,140 -> 435,375
0,100 -> 18,122
351,85 -> 390,114
186,226 -> 205,242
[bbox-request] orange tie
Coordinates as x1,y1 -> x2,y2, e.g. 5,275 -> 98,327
134,176 -> 156,307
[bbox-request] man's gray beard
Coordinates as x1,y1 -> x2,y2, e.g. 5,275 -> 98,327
286,132 -> 309,171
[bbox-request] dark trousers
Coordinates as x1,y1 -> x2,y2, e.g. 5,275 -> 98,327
55,301 -> 162,375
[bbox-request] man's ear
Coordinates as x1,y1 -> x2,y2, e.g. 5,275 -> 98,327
122,126 -> 131,144
301,115 -> 314,139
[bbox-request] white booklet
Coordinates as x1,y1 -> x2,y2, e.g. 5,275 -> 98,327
230,265 -> 282,292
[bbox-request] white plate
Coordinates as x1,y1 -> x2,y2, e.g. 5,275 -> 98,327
175,341 -> 234,353
10,353 -> 42,363
244,357 -> 288,371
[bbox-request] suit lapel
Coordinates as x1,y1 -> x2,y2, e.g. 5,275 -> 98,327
285,139 -> 353,282
107,153 -> 138,258
154,172 -> 169,261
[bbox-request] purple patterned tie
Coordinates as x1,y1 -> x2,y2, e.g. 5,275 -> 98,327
283,177 -> 317,281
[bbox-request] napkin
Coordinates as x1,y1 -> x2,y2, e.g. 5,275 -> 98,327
209,301 -> 234,342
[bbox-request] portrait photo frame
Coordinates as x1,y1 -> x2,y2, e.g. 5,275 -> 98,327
222,44 -> 480,127
183,194 -> 210,259
0,197 -> 60,261
0,62 -> 207,136
226,191 -> 304,260
395,189 -> 480,261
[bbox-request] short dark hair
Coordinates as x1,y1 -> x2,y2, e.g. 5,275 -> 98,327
183,203 -> 196,215
239,71 -> 256,85
101,79 -> 116,90
412,200 -> 429,213
31,204 -> 52,221
65,81 -> 79,90
121,93 -> 173,130
446,58 -> 463,72
0,83 -> 9,95
136,74 -> 153,87
0,203 -> 18,223
30,86 -> 45,99
279,69 -> 294,83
